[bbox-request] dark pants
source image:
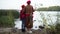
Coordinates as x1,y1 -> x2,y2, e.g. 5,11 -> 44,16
21,18 -> 26,32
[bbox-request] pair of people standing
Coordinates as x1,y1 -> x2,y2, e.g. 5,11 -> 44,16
20,0 -> 34,33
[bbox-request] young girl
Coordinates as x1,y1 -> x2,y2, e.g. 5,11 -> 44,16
20,5 -> 26,32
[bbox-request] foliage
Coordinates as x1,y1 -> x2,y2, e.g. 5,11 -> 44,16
47,23 -> 60,34
55,23 -> 60,34
0,10 -> 19,19
37,8 -> 48,11
0,10 -> 19,27
49,25 -> 56,34
0,16 -> 14,27
12,10 -> 19,19
37,6 -> 60,11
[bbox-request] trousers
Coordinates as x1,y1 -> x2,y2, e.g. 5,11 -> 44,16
21,18 -> 26,32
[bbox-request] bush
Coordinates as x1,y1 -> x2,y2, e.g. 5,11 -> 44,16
12,11 -> 19,19
0,16 -> 15,27
0,10 -> 19,27
55,23 -> 60,34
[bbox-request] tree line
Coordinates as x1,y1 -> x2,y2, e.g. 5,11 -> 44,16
36,6 -> 60,11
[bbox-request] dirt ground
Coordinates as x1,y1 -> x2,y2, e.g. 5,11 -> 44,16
0,28 -> 47,34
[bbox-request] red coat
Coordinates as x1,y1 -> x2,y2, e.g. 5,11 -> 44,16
20,10 -> 25,20
20,10 -> 33,20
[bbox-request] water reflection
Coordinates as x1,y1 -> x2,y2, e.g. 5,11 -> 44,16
15,11 -> 60,30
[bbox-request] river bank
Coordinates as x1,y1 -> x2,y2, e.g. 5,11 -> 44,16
0,28 -> 47,34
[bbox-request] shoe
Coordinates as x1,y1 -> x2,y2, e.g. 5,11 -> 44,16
22,29 -> 25,32
28,31 -> 32,33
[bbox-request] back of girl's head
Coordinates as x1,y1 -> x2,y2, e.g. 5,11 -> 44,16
21,5 -> 25,8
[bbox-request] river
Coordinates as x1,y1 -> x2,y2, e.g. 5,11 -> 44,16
14,11 -> 60,30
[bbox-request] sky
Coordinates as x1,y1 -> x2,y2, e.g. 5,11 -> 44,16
0,0 -> 60,10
